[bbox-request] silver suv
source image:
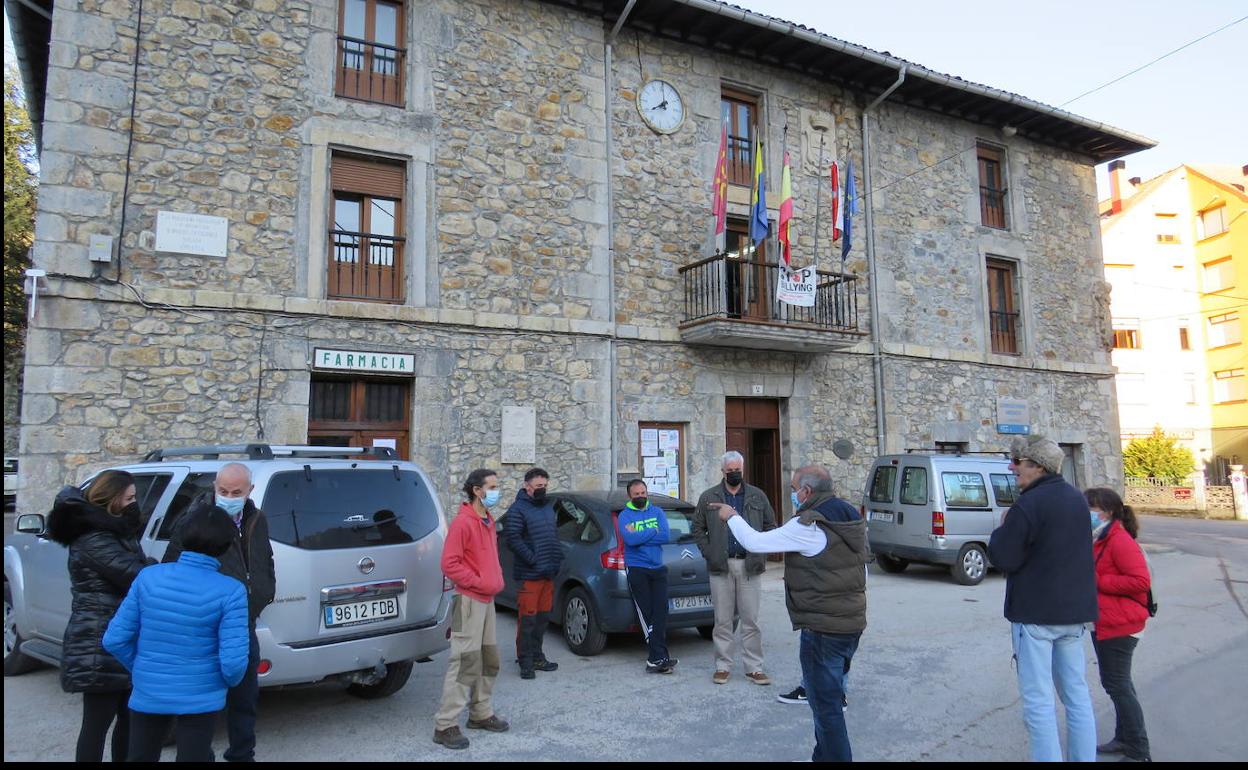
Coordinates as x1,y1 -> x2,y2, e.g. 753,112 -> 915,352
4,444 -> 452,697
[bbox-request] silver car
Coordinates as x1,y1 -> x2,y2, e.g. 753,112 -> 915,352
4,444 -> 452,697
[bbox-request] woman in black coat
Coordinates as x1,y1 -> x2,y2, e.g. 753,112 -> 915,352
46,470 -> 154,763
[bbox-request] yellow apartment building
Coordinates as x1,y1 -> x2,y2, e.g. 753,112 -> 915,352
1100,162 -> 1247,481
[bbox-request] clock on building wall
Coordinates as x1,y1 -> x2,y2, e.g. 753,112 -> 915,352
636,79 -> 684,135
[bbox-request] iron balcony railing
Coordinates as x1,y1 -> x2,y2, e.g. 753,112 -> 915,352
328,229 -> 405,303
335,35 -> 405,107
989,309 -> 1020,355
980,185 -> 1008,229
678,253 -> 859,332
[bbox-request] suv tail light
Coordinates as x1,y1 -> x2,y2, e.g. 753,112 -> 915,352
931,511 -> 945,536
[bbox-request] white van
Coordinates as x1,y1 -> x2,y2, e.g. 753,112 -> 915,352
862,452 -> 1018,585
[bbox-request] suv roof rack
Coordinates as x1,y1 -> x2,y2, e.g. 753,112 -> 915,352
141,444 -> 399,462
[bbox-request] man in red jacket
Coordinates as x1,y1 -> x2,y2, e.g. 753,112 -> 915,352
433,469 -> 509,751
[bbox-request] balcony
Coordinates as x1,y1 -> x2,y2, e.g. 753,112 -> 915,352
335,36 -> 405,107
328,229 -> 405,303
678,254 -> 863,353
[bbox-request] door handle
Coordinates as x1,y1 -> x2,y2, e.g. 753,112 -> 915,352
681,570 -> 696,579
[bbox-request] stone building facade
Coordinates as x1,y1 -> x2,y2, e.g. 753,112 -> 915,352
12,0 -> 1151,517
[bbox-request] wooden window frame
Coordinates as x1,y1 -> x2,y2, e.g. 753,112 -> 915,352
328,152 -> 406,304
986,257 -> 1021,355
977,143 -> 1008,230
721,87 -> 759,188
336,0 -> 406,107
308,375 -> 412,458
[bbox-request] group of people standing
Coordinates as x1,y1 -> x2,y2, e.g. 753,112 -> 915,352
49,463 -> 274,762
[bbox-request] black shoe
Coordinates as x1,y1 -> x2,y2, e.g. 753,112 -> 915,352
663,657 -> 678,668
1119,756 -> 1151,763
533,659 -> 559,672
777,686 -> 808,705
432,727 -> 470,750
1098,739 -> 1127,755
520,668 -> 535,680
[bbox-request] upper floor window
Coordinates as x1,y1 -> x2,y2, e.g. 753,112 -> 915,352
337,0 -> 405,107
1202,256 -> 1235,293
1207,311 -> 1241,349
986,257 -> 1020,355
329,152 -> 406,304
1198,205 -> 1228,239
721,88 -> 758,187
1178,323 -> 1191,350
1155,212 -> 1180,244
1213,368 -> 1246,404
1112,319 -> 1141,349
977,143 -> 1008,229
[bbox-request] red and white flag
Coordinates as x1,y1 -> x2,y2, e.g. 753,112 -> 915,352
830,161 -> 842,243
711,122 -> 729,237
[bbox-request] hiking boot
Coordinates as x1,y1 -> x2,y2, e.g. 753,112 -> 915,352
432,726 -> 469,750
745,671 -> 772,686
777,686 -> 808,705
533,659 -> 559,672
1098,739 -> 1127,755
520,668 -> 536,680
712,670 -> 730,685
466,715 -> 510,733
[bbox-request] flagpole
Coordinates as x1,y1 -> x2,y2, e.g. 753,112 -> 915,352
813,132 -> 825,274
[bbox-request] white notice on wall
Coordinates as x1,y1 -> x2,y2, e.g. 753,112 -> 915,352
372,438 -> 397,450
641,429 -> 659,457
501,406 -> 537,464
777,266 -> 817,307
155,210 -> 229,257
659,430 -> 680,452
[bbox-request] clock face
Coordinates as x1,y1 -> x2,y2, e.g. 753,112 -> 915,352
637,79 -> 684,134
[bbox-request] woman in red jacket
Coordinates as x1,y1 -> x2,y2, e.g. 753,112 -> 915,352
1085,488 -> 1152,762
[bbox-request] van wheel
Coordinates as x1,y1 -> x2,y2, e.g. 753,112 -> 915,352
346,660 -> 413,699
562,588 -> 607,656
4,583 -> 40,676
875,554 -> 909,574
952,544 -> 988,586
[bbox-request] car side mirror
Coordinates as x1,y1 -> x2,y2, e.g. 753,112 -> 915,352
16,514 -> 45,535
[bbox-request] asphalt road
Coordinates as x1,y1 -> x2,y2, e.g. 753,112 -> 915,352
4,514 -> 1245,762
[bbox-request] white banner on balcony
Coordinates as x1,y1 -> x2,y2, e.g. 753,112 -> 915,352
777,265 -> 816,307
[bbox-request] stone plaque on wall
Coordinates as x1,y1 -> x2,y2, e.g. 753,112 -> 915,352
155,210 -> 229,257
501,406 -> 537,465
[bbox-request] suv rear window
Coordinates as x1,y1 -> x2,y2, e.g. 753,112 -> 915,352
868,466 -> 897,503
263,469 -> 440,550
941,472 -> 989,508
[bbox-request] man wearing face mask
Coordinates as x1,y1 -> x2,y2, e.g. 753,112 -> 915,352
691,451 -> 777,686
619,479 -> 676,674
503,468 -> 564,680
163,462 -> 275,762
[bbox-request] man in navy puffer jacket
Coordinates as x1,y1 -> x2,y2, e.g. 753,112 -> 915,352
503,468 -> 565,679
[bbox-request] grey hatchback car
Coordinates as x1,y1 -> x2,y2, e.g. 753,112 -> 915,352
494,490 -> 715,656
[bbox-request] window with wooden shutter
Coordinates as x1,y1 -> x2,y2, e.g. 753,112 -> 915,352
329,152 -> 406,304
336,0 -> 405,107
977,143 -> 1008,229
986,257 -> 1021,354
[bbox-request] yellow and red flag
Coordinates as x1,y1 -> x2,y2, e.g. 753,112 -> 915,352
777,151 -> 794,268
711,121 -> 729,237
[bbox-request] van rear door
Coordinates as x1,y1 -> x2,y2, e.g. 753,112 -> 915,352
864,463 -> 901,545
897,464 -> 932,550
988,471 -> 1019,530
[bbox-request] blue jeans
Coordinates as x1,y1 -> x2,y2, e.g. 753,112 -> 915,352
223,629 -> 260,762
1010,623 -> 1096,762
800,629 -> 860,762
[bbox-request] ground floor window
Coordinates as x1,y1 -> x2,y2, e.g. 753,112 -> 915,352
308,376 -> 410,459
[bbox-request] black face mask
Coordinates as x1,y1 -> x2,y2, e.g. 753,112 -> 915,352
630,496 -> 648,509
120,502 -> 142,532
725,471 -> 743,487
531,488 -> 547,504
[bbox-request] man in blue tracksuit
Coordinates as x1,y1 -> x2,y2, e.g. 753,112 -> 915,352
618,479 -> 676,674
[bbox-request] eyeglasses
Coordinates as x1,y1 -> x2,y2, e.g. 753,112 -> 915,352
1010,457 -> 1022,465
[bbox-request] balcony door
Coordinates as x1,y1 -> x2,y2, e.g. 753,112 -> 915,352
725,218 -> 769,321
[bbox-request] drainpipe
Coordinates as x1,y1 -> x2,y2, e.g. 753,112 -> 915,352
862,65 -> 906,454
604,0 -> 637,490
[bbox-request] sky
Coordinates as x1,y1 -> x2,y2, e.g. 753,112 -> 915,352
5,1 -> 1245,197
730,0 -> 1247,198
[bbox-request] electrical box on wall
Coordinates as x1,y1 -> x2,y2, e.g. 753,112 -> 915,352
88,234 -> 114,263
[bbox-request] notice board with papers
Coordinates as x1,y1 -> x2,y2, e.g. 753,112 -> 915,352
638,422 -> 684,500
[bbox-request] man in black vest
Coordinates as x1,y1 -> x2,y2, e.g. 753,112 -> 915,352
714,465 -> 867,763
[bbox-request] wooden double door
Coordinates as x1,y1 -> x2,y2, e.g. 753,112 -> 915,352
725,398 -> 783,533
307,376 -> 410,459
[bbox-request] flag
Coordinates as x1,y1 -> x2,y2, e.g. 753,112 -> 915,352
830,162 -> 842,242
749,134 -> 768,245
777,151 -> 793,268
841,160 -> 858,262
711,121 -> 729,238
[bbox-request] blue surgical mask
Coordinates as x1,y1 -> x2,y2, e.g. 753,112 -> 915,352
483,490 -> 501,508
1091,512 -> 1104,530
216,495 -> 246,518
791,491 -> 802,512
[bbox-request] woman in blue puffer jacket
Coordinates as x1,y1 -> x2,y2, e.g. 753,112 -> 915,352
104,507 -> 250,762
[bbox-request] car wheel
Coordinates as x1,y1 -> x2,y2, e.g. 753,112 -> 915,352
4,582 -> 40,676
875,554 -> 910,574
952,543 -> 988,586
346,659 -> 414,699
562,587 -> 607,656
696,625 -> 714,641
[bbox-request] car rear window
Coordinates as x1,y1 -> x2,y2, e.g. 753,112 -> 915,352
941,472 -> 989,508
664,507 -> 696,543
868,466 -> 897,503
990,473 -> 1018,506
263,469 -> 440,550
899,467 -> 928,505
